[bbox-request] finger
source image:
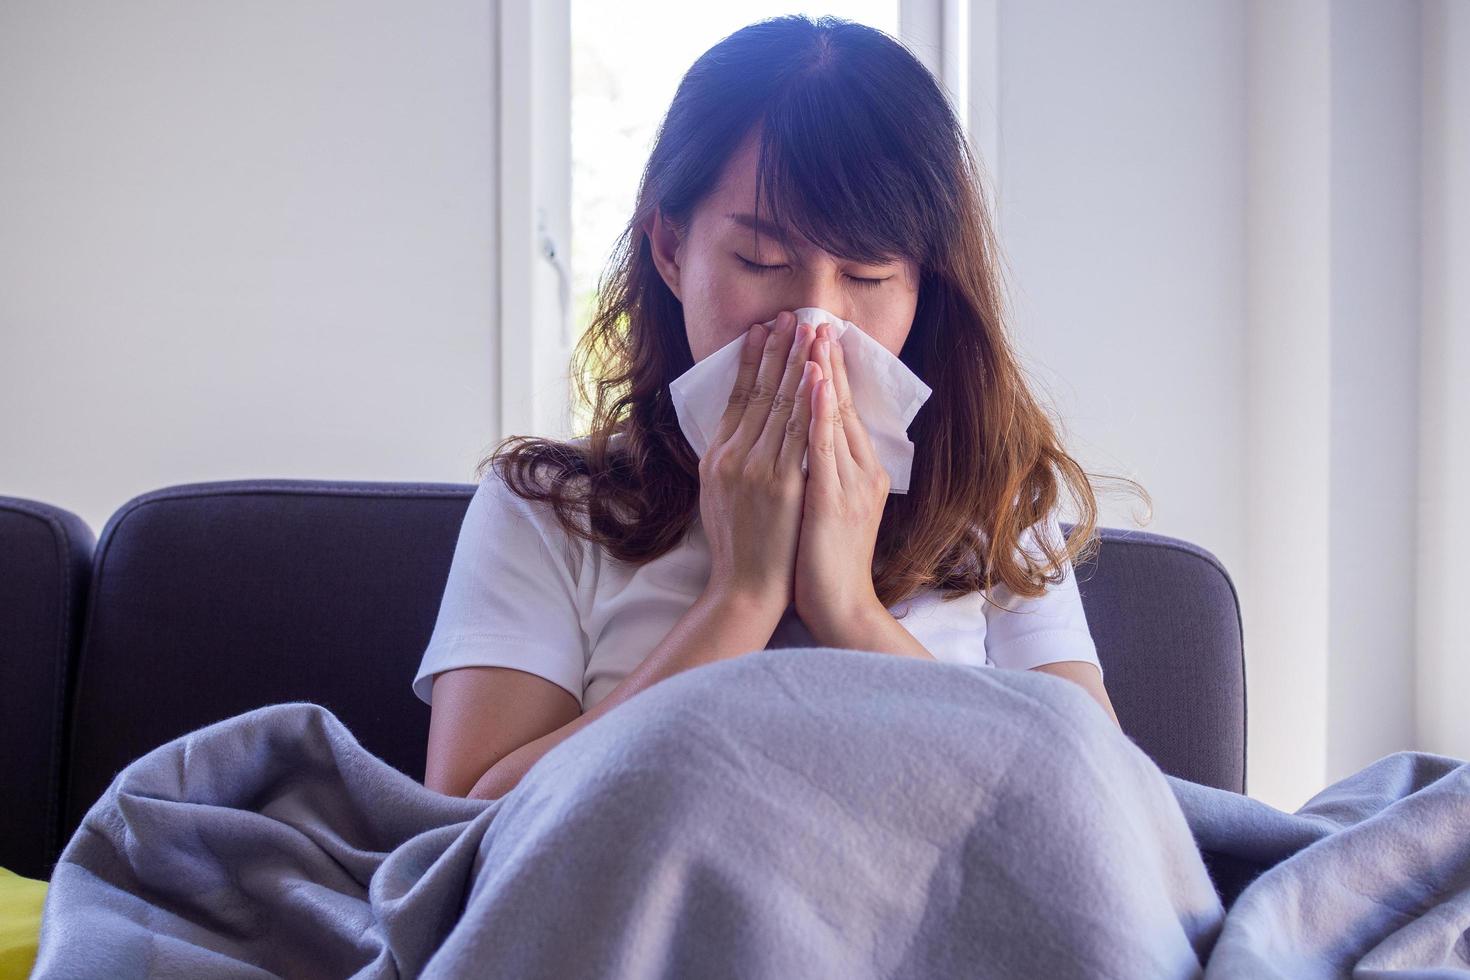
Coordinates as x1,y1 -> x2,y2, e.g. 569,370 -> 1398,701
814,329 -> 860,488
820,325 -> 879,472
729,313 -> 798,455
808,370 -> 842,494
711,321 -> 770,448
778,358 -> 820,476
754,318 -> 818,468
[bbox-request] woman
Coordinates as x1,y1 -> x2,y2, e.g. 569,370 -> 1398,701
416,14 -> 1148,801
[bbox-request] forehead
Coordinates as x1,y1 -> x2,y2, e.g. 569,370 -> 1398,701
701,128 -> 916,276
711,131 -> 763,206
704,134 -> 815,252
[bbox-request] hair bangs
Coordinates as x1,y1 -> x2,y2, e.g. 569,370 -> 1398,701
749,103 -> 930,270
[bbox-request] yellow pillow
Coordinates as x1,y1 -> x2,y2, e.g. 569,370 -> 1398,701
0,866 -> 47,980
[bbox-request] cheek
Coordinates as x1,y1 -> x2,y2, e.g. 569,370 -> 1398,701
681,261 -> 776,360
860,304 -> 917,358
878,286 -> 920,354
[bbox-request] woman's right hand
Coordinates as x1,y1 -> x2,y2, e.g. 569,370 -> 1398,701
697,310 -> 822,616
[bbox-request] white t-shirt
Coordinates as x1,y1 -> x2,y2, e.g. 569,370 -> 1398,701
412,439 -> 1102,711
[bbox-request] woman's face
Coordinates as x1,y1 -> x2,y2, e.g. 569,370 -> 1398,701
646,132 -> 921,364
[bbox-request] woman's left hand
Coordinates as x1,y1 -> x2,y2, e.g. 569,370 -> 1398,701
793,321 -> 890,643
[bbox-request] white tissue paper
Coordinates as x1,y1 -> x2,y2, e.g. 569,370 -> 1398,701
669,306 -> 933,494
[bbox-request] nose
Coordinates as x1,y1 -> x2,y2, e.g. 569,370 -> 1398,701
765,303 -> 847,333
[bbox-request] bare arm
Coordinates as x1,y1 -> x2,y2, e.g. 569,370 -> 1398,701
1028,660 -> 1121,729
816,605 -> 1120,729
808,599 -> 938,661
463,589 -> 783,801
424,665 -> 583,797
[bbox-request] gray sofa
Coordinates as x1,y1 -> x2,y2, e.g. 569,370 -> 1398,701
0,480 -> 1246,885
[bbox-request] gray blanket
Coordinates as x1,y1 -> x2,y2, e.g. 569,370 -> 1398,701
29,647 -> 1470,978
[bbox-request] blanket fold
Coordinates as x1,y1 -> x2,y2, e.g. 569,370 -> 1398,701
30,647 -> 1470,979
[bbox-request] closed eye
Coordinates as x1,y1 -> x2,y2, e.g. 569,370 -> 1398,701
736,254 -> 890,289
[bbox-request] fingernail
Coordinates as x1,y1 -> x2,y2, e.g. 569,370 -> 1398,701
778,311 -> 795,329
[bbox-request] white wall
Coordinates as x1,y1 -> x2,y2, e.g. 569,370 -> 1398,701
982,0 -> 1465,810
1241,0 -> 1333,811
1325,0 -> 1421,789
1418,0 -> 1470,760
0,1 -> 503,536
993,0 -> 1247,573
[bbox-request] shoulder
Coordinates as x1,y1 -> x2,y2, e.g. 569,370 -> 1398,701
482,435 -> 599,503
475,447 -> 593,569
977,507 -> 1071,569
481,430 -> 632,534
1018,509 -> 1070,564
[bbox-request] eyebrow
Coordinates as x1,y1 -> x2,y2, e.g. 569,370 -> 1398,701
726,211 -> 899,267
726,211 -> 794,240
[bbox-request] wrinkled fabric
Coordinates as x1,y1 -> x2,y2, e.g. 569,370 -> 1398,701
30,647 -> 1470,978
1173,752 -> 1470,978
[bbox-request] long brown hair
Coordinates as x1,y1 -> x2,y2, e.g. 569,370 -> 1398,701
478,14 -> 1150,609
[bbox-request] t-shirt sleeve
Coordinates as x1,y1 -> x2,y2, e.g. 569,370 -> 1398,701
983,511 -> 1104,680
412,463 -> 588,707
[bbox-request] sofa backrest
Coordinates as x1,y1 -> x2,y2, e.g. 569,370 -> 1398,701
8,480 -> 1246,880
0,497 -> 94,881
1074,525 -> 1247,793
